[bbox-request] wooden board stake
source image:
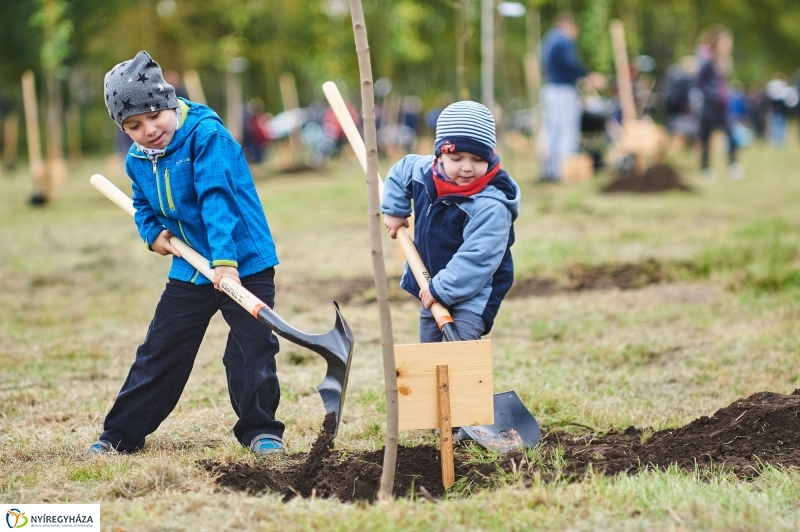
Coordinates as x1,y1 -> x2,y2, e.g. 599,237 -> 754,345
395,340 -> 493,430
437,364 -> 455,490
183,70 -> 207,105
21,71 -> 45,193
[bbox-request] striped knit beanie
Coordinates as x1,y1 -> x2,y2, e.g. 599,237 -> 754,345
434,101 -> 496,162
104,51 -> 178,129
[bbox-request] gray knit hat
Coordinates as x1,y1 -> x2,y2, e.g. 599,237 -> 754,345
103,51 -> 178,129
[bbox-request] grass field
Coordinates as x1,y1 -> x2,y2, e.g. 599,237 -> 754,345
3,137 -> 800,531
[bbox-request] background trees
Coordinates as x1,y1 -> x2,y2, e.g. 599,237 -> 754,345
1,0 -> 799,153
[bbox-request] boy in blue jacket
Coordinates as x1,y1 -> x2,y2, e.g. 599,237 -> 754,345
382,101 -> 520,342
90,51 -> 284,456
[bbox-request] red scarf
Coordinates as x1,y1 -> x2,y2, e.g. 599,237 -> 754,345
432,161 -> 500,198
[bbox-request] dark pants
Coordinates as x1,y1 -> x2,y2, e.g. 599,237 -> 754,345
699,110 -> 737,170
100,268 -> 283,452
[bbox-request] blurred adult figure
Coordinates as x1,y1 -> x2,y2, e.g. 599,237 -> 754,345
765,73 -> 799,147
746,85 -> 767,139
696,25 -> 742,179
540,11 -> 604,182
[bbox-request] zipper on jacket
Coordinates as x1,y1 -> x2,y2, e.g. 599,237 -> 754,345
152,156 -> 167,216
164,168 -> 176,210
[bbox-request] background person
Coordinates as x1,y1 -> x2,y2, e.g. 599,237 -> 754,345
696,25 -> 743,179
539,11 -> 605,182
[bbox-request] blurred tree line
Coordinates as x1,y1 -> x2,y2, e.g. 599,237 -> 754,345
1,0 -> 799,154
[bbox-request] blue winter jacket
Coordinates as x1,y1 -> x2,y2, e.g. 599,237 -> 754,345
126,98 -> 278,284
381,154 -> 520,334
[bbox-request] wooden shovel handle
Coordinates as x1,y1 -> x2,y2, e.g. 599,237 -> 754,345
89,173 -> 268,318
322,82 -> 454,330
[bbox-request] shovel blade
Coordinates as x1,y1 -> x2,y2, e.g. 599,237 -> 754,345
257,301 -> 354,438
314,301 -> 354,437
456,391 -> 540,453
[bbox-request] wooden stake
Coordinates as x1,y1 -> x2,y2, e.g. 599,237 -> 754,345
610,19 -> 647,176
226,67 -> 243,143
21,71 -> 45,194
279,72 -> 303,161
437,364 -> 455,490
66,103 -> 82,166
5,112 -> 21,170
347,0 -> 399,502
183,70 -> 207,105
610,19 -> 636,126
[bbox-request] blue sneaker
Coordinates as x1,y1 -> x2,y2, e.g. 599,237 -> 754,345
87,440 -> 114,455
250,434 -> 286,456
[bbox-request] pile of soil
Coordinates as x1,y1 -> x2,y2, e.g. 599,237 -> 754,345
506,258 -> 668,298
318,258 -> 673,305
602,164 -> 691,193
201,391 -> 800,502
550,391 -> 800,478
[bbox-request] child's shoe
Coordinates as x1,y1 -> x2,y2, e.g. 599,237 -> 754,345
250,434 -> 286,456
87,440 -> 114,455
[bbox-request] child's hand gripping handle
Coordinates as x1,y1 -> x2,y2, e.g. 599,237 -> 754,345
321,83 -> 459,341
89,174 -> 268,318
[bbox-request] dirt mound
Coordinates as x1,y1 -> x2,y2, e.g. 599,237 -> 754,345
321,259 -> 673,304
203,444 -> 453,502
201,391 -> 800,502
506,258 -> 668,298
602,164 -> 691,193
549,391 -> 800,477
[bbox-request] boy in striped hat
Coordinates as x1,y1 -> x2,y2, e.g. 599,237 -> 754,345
381,101 -> 520,341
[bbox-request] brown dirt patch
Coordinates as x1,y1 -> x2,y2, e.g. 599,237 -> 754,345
201,391 -> 800,502
548,391 -> 800,478
602,164 -> 692,193
315,259 -> 676,305
507,258 -> 669,298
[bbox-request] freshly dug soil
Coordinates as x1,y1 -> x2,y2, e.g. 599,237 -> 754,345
550,391 -> 800,478
201,391 -> 800,502
602,164 -> 691,193
317,258 -> 675,305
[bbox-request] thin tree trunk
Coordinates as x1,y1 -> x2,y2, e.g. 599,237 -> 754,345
348,0 -> 399,502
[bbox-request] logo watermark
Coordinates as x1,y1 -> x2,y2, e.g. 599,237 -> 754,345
4,505 -> 99,531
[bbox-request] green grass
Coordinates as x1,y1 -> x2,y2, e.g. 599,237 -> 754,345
3,136 -> 800,530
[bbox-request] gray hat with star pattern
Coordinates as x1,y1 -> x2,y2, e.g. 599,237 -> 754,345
103,50 -> 178,129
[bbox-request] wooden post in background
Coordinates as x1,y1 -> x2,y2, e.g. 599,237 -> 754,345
4,113 -> 19,170
44,69 -> 67,190
21,71 -> 46,198
279,72 -> 303,165
437,364 -> 455,490
226,58 -> 245,144
347,0 -> 399,502
66,103 -> 82,166
183,70 -> 207,105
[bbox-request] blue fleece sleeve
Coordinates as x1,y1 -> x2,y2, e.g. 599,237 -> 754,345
192,131 -> 241,267
129,166 -> 165,249
380,155 -> 418,217
429,200 -> 512,306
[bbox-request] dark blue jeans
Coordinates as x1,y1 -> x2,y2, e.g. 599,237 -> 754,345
100,268 -> 283,452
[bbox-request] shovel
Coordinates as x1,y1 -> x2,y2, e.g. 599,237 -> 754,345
322,81 -> 540,451
455,391 -> 541,452
89,174 -> 354,436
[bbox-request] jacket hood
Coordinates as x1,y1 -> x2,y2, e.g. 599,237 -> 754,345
480,169 -> 520,221
167,98 -> 223,151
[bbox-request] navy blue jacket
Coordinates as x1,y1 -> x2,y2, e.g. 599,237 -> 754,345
542,28 -> 588,85
381,155 -> 520,334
